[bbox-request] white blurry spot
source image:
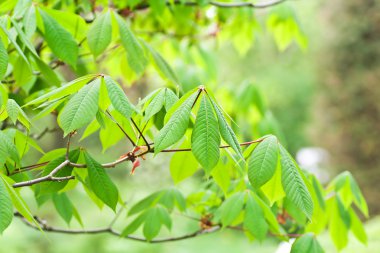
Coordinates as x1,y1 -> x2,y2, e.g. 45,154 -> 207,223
206,7 -> 216,19
296,147 -> 330,183
275,238 -> 295,253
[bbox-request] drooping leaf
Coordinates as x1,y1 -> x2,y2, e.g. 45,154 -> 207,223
53,193 -> 74,225
164,88 -> 179,111
87,11 -> 112,57
114,12 -> 147,74
0,38 -> 8,80
211,99 -> 243,159
144,88 -> 165,121
25,74 -> 98,107
154,91 -> 198,153
0,130 -> 20,165
291,233 -> 324,253
6,99 -> 19,124
0,175 -> 13,234
244,193 -> 268,241
248,136 -> 278,189
280,145 -> 313,219
260,159 -> 285,205
104,76 -> 135,119
143,208 -> 162,241
170,147 -> 199,183
84,152 -> 119,211
191,95 -> 220,173
58,79 -> 100,136
220,192 -> 245,226
348,209 -> 367,244
39,9 -> 78,67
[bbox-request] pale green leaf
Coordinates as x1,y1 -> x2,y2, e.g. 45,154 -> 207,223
191,95 -> 220,173
104,76 -> 135,119
248,135 -> 278,189
0,38 -> 7,80
280,145 -> 313,219
291,233 -> 324,253
114,12 -> 147,74
0,175 -> 13,234
170,148 -> 199,184
6,99 -> 19,124
164,88 -> 178,111
87,11 -> 112,57
220,192 -> 245,226
143,208 -> 162,241
348,209 -> 367,244
211,99 -> 243,159
84,152 -> 119,211
154,92 -> 197,153
144,88 -> 165,121
58,79 -> 100,136
244,193 -> 268,241
0,130 -> 20,165
39,9 -> 78,67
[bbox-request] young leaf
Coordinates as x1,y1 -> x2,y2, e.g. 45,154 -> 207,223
260,159 -> 285,206
84,152 -> 119,211
143,42 -> 179,85
114,12 -> 147,74
144,88 -> 165,121
87,11 -> 112,57
348,209 -> 367,244
128,191 -> 162,216
53,193 -> 74,225
280,145 -> 313,219
104,76 -> 135,119
143,208 -> 162,241
6,99 -> 19,124
0,130 -> 20,165
244,193 -> 268,241
220,192 -> 245,226
58,79 -> 100,136
164,88 -> 179,111
154,91 -> 198,153
39,9 -> 78,67
122,211 -> 147,236
211,99 -> 243,159
0,175 -> 13,234
170,148 -> 199,184
25,74 -> 98,107
291,233 -> 324,253
191,95 -> 220,173
0,38 -> 8,80
248,135 -> 278,189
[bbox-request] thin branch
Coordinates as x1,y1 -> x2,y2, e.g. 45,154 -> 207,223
130,118 -> 150,151
159,139 -> 264,153
14,212 -> 221,243
105,110 -> 136,146
12,160 -> 70,188
134,0 -> 286,10
10,162 -> 50,176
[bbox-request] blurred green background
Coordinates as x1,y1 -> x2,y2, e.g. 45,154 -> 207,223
2,0 -> 380,252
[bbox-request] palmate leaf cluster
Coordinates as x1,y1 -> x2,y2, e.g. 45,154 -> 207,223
0,0 -> 368,252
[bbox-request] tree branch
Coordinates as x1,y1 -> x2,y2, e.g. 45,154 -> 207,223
134,0 -> 286,10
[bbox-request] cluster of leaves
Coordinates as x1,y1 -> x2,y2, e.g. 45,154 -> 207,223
0,1 -> 369,253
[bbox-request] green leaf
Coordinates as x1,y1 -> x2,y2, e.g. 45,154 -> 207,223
157,206 -> 172,230
154,91 -> 198,153
328,197 -> 348,250
280,145 -> 313,219
143,42 -> 179,85
170,147 -> 199,183
122,211 -> 147,236
211,99 -> 243,159
0,38 -> 8,80
0,175 -> 40,231
114,12 -> 147,74
53,193 -> 74,225
348,209 -> 367,244
143,208 -> 162,241
84,152 -> 119,211
164,88 -> 178,111
220,192 -> 245,226
6,99 -> 19,124
248,136 -> 278,189
58,79 -> 100,136
260,159 -> 285,205
39,9 -> 78,67
25,74 -> 98,107
191,95 -> 220,173
244,193 -> 268,241
87,11 -> 112,57
0,130 -> 20,165
144,88 -> 165,121
291,233 -> 324,253
104,76 -> 135,119
0,175 -> 13,234
128,191 -> 162,216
